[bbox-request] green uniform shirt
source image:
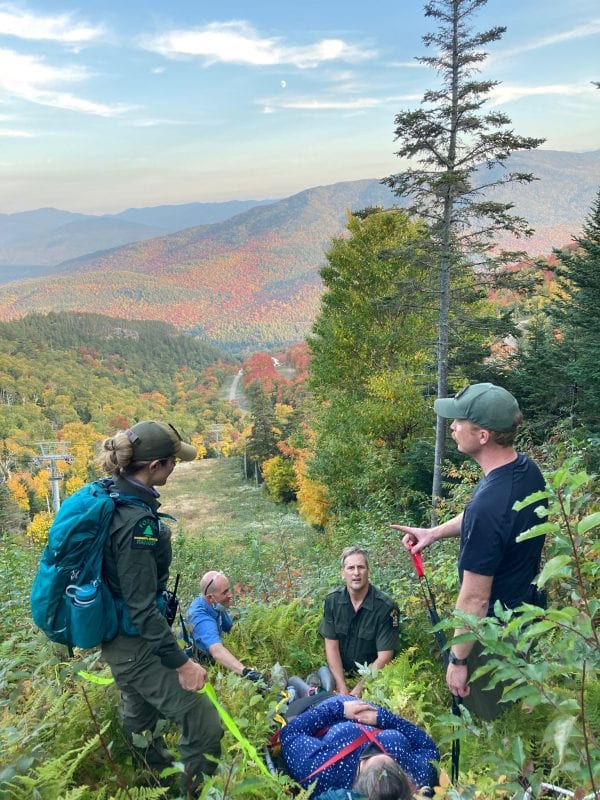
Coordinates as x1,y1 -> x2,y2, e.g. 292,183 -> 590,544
318,584 -> 400,674
102,476 -> 187,670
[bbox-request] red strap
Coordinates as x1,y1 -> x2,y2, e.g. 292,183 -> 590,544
357,723 -> 388,754
301,725 -> 388,783
302,731 -> 370,782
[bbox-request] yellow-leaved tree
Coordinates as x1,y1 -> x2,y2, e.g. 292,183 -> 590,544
295,454 -> 330,529
190,433 -> 207,460
59,421 -> 103,486
27,511 -> 54,545
6,473 -> 30,512
262,455 -> 296,503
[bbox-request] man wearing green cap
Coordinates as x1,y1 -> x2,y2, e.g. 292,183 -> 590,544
392,383 -> 546,720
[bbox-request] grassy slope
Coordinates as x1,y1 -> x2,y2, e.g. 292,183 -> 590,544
158,458 -> 329,606
160,458 -> 310,545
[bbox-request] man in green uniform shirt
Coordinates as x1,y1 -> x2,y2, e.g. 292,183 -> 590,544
318,546 -> 401,696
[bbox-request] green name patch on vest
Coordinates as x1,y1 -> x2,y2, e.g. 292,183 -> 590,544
130,517 -> 159,549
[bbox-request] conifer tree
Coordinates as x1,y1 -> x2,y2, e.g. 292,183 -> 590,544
554,190 -> 600,432
245,381 -> 277,480
384,0 -> 544,509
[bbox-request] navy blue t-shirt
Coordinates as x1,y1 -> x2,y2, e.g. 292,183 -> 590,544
459,453 -> 546,615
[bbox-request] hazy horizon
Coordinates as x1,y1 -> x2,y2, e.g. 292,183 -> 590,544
1,0 -> 598,214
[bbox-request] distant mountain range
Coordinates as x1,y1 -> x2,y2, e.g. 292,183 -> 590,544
0,199 -> 275,278
0,149 -> 598,351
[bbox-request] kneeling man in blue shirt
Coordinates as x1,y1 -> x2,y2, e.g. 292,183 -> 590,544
187,570 -> 262,682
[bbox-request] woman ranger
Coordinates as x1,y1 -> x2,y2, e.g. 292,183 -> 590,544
98,421 -> 222,795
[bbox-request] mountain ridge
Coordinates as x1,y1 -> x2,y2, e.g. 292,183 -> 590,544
0,150 -> 598,351
0,198 -> 276,274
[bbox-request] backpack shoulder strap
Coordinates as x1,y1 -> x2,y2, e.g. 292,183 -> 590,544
99,478 -> 177,524
111,491 -> 157,517
356,724 -> 388,754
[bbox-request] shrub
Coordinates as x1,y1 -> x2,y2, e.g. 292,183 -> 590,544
26,511 -> 54,545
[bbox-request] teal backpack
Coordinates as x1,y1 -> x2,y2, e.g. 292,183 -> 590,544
30,479 -> 156,650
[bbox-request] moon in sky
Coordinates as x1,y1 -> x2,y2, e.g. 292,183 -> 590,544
280,80 -> 286,89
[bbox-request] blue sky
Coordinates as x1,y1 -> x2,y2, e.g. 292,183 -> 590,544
1,0 -> 598,214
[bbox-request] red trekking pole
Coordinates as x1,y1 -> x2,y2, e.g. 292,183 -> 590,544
409,548 -> 462,784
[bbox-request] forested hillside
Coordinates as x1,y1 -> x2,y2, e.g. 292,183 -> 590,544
0,312 -> 242,524
1,311 -> 228,391
0,199 -> 274,275
0,151 -> 598,351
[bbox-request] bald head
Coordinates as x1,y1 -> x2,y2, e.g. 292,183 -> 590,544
200,571 -> 221,594
200,570 -> 233,607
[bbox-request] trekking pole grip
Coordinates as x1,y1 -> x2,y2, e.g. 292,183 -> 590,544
410,548 -> 425,578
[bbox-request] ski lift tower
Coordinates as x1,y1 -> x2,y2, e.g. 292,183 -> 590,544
208,426 -> 225,458
35,441 -> 73,512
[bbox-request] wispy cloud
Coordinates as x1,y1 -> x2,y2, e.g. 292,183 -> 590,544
0,126 -> 35,137
141,20 -> 375,68
495,19 -> 600,60
490,82 -> 597,106
261,90 -> 422,113
387,60 -> 428,69
260,95 -> 383,113
0,48 -> 128,116
128,117 -> 186,127
277,97 -> 381,110
0,3 -> 104,43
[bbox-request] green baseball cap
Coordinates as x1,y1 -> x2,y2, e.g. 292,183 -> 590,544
433,383 -> 520,432
126,421 -> 197,462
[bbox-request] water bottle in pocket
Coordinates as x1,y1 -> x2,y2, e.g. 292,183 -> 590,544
65,582 -> 119,649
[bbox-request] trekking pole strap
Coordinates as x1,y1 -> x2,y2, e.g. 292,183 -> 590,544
451,739 -> 460,783
450,695 -> 461,783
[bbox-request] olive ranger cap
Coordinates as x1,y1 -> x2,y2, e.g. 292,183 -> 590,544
126,421 -> 197,462
433,383 -> 520,432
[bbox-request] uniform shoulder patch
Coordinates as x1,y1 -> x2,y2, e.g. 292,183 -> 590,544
130,516 -> 159,549
389,608 -> 399,628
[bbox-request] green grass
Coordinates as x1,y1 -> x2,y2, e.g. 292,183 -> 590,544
160,457 -> 311,545
159,457 -> 332,608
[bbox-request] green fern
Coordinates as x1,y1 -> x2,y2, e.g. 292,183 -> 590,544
57,787 -> 168,800
4,727 -> 109,799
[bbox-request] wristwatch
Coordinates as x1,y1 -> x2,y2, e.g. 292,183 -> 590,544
448,652 -> 468,666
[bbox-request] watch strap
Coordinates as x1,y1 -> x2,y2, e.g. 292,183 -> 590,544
449,652 -> 468,666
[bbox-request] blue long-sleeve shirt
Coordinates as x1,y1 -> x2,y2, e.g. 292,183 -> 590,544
187,594 -> 233,656
279,696 -> 439,794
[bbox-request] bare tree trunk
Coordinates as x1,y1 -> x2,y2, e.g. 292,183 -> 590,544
430,0 -> 459,522
431,251 -> 450,519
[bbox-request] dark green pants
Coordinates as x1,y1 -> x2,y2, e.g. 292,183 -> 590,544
102,636 -> 223,790
463,640 -> 512,722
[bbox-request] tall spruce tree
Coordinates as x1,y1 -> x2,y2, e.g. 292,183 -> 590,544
383,0 -> 543,511
554,190 -> 600,433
